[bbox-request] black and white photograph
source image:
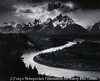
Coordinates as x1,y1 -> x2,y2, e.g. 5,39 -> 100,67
0,0 -> 100,81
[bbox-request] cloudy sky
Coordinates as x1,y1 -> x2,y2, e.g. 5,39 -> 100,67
0,0 -> 100,28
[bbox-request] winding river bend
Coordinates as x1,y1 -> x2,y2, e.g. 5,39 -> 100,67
22,42 -> 100,78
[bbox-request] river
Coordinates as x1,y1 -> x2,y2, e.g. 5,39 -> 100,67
22,41 -> 100,78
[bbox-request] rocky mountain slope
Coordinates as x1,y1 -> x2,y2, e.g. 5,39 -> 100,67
0,14 -> 100,35
90,21 -> 100,34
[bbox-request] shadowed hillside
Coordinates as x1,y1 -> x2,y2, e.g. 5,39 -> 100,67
0,33 -> 42,81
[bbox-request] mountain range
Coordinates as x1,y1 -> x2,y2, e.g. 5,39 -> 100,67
91,21 -> 100,34
0,14 -> 100,35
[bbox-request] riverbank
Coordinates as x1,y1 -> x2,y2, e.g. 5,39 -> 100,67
23,41 -> 100,78
33,41 -> 100,72
34,55 -> 100,72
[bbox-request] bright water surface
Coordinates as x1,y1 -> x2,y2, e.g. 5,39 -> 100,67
22,42 -> 100,78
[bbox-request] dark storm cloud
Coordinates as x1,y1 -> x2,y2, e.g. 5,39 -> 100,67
0,0 -> 100,13
51,0 -> 100,9
47,0 -> 100,12
47,2 -> 62,11
19,9 -> 33,13
71,0 -> 100,9
61,5 -> 79,13
24,9 -> 33,13
16,0 -> 100,9
47,2 -> 79,13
